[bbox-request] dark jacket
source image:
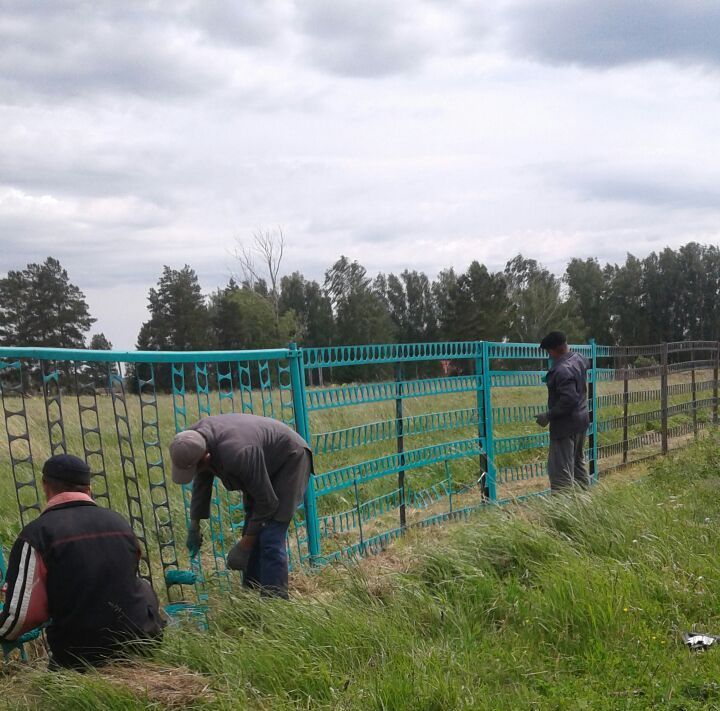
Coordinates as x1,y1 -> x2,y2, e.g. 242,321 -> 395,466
188,414 -> 312,536
546,351 -> 590,440
0,497 -> 163,668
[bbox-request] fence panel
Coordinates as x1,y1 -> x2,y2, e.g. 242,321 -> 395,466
0,346 -> 307,619
302,341 -> 490,563
0,340 -> 717,625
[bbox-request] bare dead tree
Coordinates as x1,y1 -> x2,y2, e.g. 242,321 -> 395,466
234,227 -> 285,324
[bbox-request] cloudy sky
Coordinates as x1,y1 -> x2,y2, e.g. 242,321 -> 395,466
1,0 -> 719,348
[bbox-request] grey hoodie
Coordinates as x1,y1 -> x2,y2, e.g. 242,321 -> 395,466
546,351 -> 590,440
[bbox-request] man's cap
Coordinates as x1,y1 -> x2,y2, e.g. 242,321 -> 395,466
42,454 -> 91,486
540,331 -> 567,350
169,430 -> 207,484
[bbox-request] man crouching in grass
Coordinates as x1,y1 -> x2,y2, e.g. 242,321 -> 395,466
0,454 -> 165,670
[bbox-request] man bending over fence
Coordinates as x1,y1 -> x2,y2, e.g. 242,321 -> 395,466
536,331 -> 591,491
169,413 -> 313,599
0,455 -> 165,669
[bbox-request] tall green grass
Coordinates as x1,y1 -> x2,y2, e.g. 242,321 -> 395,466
4,434 -> 720,709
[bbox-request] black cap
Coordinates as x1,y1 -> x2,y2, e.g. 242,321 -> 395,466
540,331 -> 567,350
42,454 -> 91,486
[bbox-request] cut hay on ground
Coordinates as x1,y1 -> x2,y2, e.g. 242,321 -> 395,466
99,662 -> 213,708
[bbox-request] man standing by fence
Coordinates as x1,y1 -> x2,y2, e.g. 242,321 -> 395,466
169,413 -> 312,599
536,331 -> 591,491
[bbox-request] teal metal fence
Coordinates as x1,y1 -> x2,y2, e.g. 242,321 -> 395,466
0,338 -> 718,649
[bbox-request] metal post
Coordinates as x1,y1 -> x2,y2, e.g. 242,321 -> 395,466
622,361 -> 629,464
661,342 -> 668,455
479,341 -> 496,501
353,478 -> 364,551
394,363 -> 406,529
288,343 -> 320,563
714,341 -> 719,426
589,339 -> 598,482
445,460 -> 453,514
691,349 -> 697,438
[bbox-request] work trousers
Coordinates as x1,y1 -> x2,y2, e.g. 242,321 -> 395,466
243,520 -> 291,599
548,431 -> 591,492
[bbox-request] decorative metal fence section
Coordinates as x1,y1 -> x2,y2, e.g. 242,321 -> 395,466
0,346 -> 312,622
0,340 -> 718,621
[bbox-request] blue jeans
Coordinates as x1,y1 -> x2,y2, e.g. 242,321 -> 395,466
243,520 -> 290,599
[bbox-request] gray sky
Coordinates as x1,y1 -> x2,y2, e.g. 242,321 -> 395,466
1,0 -> 719,349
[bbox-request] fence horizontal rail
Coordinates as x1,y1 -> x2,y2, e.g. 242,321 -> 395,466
302,341 -> 481,368
597,398 -> 717,432
313,408 -> 480,454
667,341 -> 719,353
668,360 -> 716,372
597,344 -> 664,357
0,347 -> 291,363
492,403 -> 547,425
487,342 -> 593,359
314,438 -> 484,495
494,431 -> 549,454
306,375 -> 481,411
490,371 -> 546,388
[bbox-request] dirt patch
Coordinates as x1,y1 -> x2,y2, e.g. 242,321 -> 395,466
99,662 -> 213,709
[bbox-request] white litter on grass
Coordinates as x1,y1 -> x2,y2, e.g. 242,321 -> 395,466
683,632 -> 720,651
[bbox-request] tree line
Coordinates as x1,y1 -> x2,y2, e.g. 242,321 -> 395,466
1,243 -> 719,363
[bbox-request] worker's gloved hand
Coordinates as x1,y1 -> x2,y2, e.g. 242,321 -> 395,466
535,412 -> 550,427
226,535 -> 257,572
186,525 -> 203,557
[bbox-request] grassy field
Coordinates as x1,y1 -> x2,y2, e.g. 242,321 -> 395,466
2,434 -> 720,709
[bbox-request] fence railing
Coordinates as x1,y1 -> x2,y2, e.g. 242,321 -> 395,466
0,339 -> 718,623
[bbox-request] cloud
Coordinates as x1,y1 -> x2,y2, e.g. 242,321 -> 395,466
190,0 -> 285,47
507,0 -> 720,68
0,0 -> 719,349
295,0 -> 468,77
0,2 -> 223,101
552,166 -> 720,211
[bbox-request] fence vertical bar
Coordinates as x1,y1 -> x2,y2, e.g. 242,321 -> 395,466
0,359 -> 42,526
354,478 -> 364,553
479,341 -> 496,501
588,339 -> 598,482
714,342 -> 719,425
661,342 -> 669,455
691,350 -> 698,438
445,460 -> 453,514
41,360 -> 66,456
395,363 -> 406,528
622,364 -> 629,464
289,343 -> 320,563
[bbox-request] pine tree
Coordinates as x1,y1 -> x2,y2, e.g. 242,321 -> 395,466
135,265 -> 211,390
81,333 -> 116,390
0,257 -> 95,348
137,266 -> 211,351
324,256 -> 394,381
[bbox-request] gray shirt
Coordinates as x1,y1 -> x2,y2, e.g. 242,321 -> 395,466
546,351 -> 590,440
188,414 -> 312,535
